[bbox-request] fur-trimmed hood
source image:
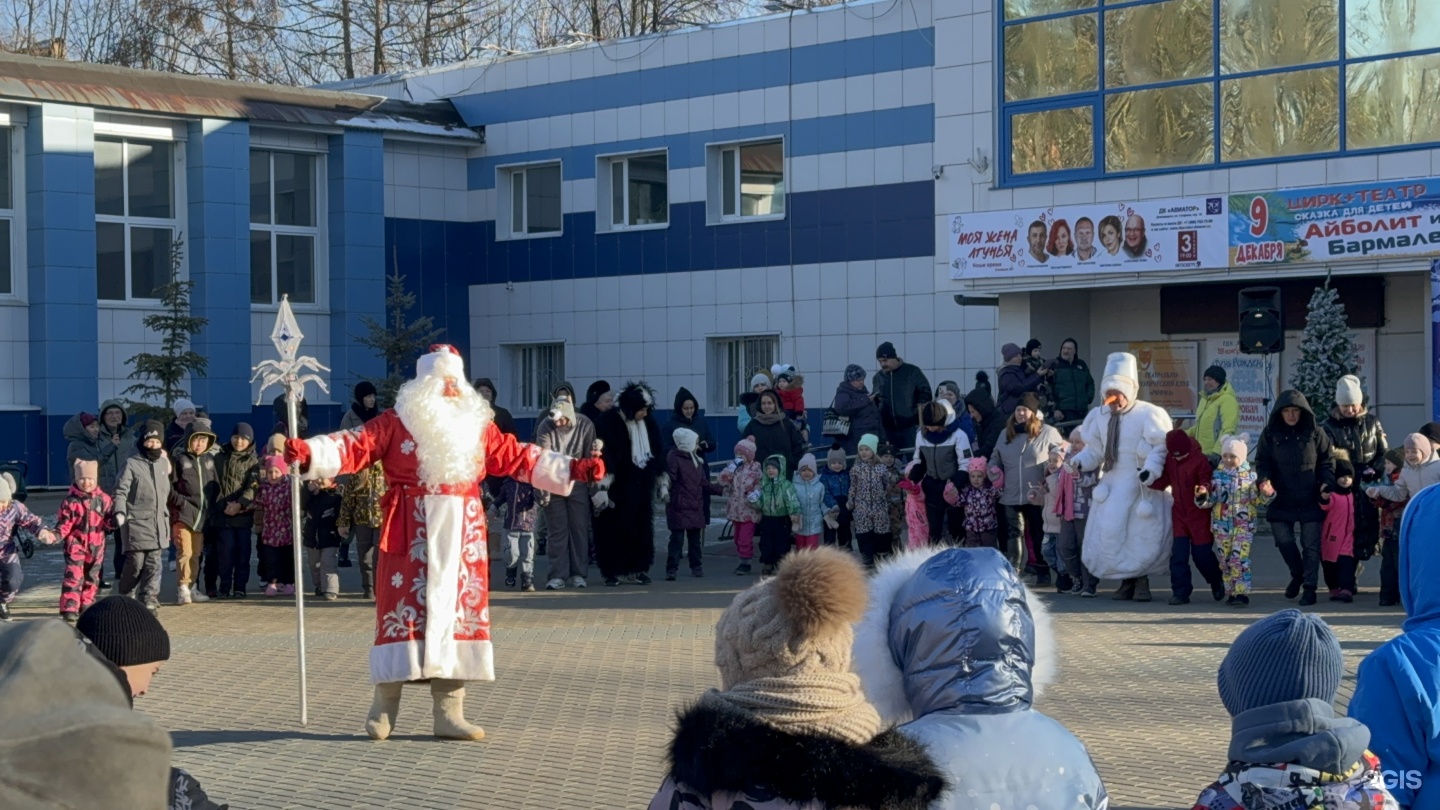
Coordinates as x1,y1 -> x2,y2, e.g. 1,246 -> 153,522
618,380 -> 657,421
659,700 -> 947,810
853,547 -> 1056,725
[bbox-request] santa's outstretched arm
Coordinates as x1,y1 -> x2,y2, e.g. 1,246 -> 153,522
483,422 -> 606,496
286,412 -> 391,479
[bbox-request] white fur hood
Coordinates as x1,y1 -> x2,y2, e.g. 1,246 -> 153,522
853,547 -> 1057,725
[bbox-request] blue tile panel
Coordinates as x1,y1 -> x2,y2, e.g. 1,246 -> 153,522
186,119 -> 254,415
384,180 -> 933,350
25,104 -> 100,484
467,105 -> 934,190
450,29 -> 934,126
328,131 -> 388,399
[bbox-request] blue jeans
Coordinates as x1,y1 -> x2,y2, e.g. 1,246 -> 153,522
216,526 -> 253,594
1170,536 -> 1223,599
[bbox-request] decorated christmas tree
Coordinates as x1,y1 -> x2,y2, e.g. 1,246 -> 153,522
1288,282 -> 1361,416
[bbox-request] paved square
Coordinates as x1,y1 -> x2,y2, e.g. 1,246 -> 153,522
8,493 -> 1402,809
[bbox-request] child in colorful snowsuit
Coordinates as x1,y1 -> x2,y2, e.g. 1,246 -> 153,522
944,456 -> 1004,549
253,456 -> 296,596
850,434 -> 896,569
0,472 -> 55,621
1056,429 -> 1100,596
1319,452 -> 1358,603
878,443 -> 906,541
498,476 -> 539,591
1194,609 -> 1399,810
1197,434 -> 1270,607
665,428 -> 722,580
1371,448 -> 1406,607
303,477 -> 343,600
818,445 -> 852,550
899,461 -> 930,550
1153,429 -> 1225,606
53,459 -> 114,622
757,454 -> 801,575
1039,444 -> 1068,592
791,453 -> 828,552
719,437 -> 762,575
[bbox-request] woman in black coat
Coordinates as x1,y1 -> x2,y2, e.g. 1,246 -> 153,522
592,382 -> 666,587
1253,389 -> 1336,607
662,386 -> 714,458
964,386 -> 1005,461
744,389 -> 806,473
831,364 -> 884,456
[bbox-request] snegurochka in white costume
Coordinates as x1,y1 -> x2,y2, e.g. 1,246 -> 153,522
1070,352 -> 1173,602
284,345 -> 605,740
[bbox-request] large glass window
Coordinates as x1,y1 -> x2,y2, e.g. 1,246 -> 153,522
602,152 -> 668,230
999,0 -> 1440,184
714,140 -> 785,221
250,150 -> 319,305
95,137 -> 177,301
502,163 -> 562,238
0,128 -> 13,296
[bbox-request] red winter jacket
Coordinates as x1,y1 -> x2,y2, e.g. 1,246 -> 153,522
1151,431 -> 1214,545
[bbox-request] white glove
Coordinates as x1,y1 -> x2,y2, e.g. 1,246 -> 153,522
591,491 -> 612,512
746,490 -> 762,504
113,513 -> 126,527
823,512 -> 840,530
657,481 -> 671,503
723,460 -> 739,476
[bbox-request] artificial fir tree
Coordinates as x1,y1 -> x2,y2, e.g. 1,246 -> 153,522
1288,282 -> 1361,416
357,271 -> 443,408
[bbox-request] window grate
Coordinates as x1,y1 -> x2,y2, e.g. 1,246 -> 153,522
708,336 -> 779,413
511,343 -> 566,412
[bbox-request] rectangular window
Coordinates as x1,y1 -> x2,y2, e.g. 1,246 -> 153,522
509,343 -> 565,412
715,141 -> 785,221
601,152 -> 668,230
707,336 -> 778,413
502,163 -> 562,238
94,137 -> 177,301
998,0 -> 1440,185
0,128 -> 13,296
249,149 -> 319,305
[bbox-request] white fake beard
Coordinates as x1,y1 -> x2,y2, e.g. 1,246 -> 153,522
394,372 -> 493,486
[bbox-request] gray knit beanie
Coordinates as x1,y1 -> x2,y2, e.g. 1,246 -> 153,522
1217,609 -> 1344,716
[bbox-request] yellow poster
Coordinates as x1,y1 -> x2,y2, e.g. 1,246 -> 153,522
1126,341 -> 1199,416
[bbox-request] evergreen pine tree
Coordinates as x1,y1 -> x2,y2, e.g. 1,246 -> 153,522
357,271 -> 443,407
1288,282 -> 1361,416
123,236 -> 208,413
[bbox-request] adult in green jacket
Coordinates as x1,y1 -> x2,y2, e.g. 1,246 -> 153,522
1189,365 -> 1239,456
1050,338 -> 1095,423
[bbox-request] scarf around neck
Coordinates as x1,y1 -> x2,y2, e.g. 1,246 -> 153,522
627,420 -> 653,469
1103,411 -> 1123,472
699,673 -> 882,747
752,410 -> 784,426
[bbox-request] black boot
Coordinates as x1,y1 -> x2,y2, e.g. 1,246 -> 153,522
1276,542 -> 1305,598
1111,579 -> 1136,601
1298,587 -> 1318,607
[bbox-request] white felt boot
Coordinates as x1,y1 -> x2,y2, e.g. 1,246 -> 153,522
365,682 -> 404,740
431,679 -> 486,741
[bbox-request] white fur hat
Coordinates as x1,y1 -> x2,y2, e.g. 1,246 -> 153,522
416,344 -> 466,381
1335,375 -> 1363,407
1221,433 -> 1251,464
1100,352 -> 1139,402
0,473 -> 13,501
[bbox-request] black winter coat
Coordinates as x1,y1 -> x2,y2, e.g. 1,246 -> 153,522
169,425 -> 219,531
965,387 -> 1005,461
745,394 -> 806,473
872,362 -> 932,436
272,393 -> 310,438
1322,408 -> 1388,481
304,486 -> 343,549
662,386 -> 715,457
211,443 -> 259,529
1051,356 -> 1095,418
666,449 -> 722,531
1254,390 -> 1337,524
996,363 -> 1043,416
831,380 -> 884,454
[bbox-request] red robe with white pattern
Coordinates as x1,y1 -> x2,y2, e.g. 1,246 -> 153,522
301,409 -> 573,684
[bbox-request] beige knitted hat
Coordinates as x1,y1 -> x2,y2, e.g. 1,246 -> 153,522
715,547 -> 869,689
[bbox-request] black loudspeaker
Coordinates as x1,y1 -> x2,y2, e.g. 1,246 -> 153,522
1239,286 -> 1284,354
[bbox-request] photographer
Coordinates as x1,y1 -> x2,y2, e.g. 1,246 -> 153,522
997,342 -> 1048,417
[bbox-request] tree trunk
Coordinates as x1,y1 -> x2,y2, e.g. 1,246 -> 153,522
341,0 -> 354,79
371,0 -> 385,74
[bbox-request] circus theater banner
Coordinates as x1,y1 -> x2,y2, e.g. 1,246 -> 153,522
948,196 -> 1229,280
1230,178 -> 1440,266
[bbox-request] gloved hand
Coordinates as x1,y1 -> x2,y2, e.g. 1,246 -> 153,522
283,438 -> 311,470
113,513 -> 126,527
907,462 -> 926,484
570,456 -> 606,483
1138,469 -> 1151,483
657,481 -> 671,503
746,489 -> 762,504
591,491 -> 612,512
823,511 -> 840,530
987,466 -> 1002,483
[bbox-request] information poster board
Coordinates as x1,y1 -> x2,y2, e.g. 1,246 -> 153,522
1125,341 -> 1199,416
1203,339 -> 1280,437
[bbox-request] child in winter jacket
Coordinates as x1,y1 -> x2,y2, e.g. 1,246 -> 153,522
1371,449 -> 1406,607
1153,429 -> 1225,606
114,420 -> 172,614
945,457 -> 1003,549
879,443 -> 906,540
773,366 -> 808,441
791,454 -> 828,552
819,446 -> 852,550
1055,429 -> 1099,596
757,455 -> 802,574
0,472 -> 57,622
499,476 -> 539,591
337,461 -> 385,599
1197,434 -> 1271,607
913,399 -> 975,545
851,435 -> 897,569
1320,452 -> 1359,603
1195,609 -> 1399,810
167,418 -> 218,605
719,437 -> 763,575
899,461 -> 930,550
1036,445 -> 1068,592
253,456 -> 296,596
303,477 -> 342,600
1367,432 -> 1440,506
666,428 -> 722,580
53,459 -> 114,622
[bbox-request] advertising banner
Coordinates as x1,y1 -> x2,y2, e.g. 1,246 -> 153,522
1203,339 -> 1279,437
1229,179 -> 1440,266
1125,340 -> 1199,416
1432,259 -> 1439,421
948,196 -> 1229,280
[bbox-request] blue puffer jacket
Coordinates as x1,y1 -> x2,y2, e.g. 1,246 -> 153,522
1349,484 -> 1440,810
854,547 -> 1108,810
792,473 -> 829,537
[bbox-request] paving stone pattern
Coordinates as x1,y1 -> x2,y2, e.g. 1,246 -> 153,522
8,493 -> 1403,810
